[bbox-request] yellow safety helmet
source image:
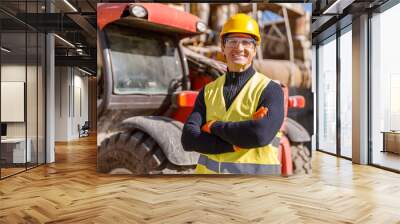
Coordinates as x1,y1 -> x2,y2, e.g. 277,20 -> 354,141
220,13 -> 261,45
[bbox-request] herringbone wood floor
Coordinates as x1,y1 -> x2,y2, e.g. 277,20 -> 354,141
1,135 -> 400,224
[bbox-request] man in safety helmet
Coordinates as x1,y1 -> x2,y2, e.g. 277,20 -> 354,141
181,13 -> 284,175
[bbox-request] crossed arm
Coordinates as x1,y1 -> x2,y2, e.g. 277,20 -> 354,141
181,89 -> 234,154
181,81 -> 284,154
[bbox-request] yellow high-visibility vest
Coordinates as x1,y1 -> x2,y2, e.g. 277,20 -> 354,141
195,72 -> 281,175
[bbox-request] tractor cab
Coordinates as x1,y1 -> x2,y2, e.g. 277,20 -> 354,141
97,3 -> 205,139
97,3 -> 206,174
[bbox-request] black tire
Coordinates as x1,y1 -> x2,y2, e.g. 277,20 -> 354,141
291,143 -> 312,174
97,130 -> 195,174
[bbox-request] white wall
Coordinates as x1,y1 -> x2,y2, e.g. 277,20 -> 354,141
1,66 -> 25,126
1,65 -> 26,143
55,67 -> 89,141
76,71 -> 89,139
1,82 -> 25,122
55,67 -> 69,141
1,65 -> 31,137
1,63 -> 46,164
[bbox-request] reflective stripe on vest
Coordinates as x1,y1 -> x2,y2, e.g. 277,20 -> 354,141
196,72 -> 282,175
198,155 -> 281,175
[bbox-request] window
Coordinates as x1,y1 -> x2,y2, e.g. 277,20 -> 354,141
105,25 -> 183,95
0,1 -> 46,179
317,35 -> 337,154
339,27 -> 352,158
371,3 -> 400,171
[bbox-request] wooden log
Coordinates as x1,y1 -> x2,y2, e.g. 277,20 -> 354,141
253,59 -> 310,89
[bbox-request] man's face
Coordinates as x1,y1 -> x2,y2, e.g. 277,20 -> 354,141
221,33 -> 257,71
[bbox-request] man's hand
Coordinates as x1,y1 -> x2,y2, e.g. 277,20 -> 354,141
201,120 -> 216,134
252,106 -> 268,120
233,145 -> 241,152
201,107 -> 268,150
232,107 -> 269,152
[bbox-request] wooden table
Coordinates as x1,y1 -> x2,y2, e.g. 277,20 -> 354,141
381,131 -> 400,154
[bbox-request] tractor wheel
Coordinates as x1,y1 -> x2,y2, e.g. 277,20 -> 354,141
291,143 -> 312,174
97,130 -> 196,174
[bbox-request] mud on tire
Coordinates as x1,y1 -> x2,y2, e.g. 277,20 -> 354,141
291,143 -> 312,174
97,130 -> 195,174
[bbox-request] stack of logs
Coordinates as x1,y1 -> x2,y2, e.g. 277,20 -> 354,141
178,3 -> 312,89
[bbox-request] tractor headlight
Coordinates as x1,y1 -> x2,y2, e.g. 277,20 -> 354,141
129,5 -> 147,18
196,21 -> 207,33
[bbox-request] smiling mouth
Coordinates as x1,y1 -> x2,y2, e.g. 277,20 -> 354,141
232,54 -> 246,58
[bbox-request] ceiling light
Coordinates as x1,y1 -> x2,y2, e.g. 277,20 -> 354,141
75,42 -> 84,47
1,47 -> 11,53
323,0 -> 355,15
76,48 -> 86,55
54,34 -> 75,48
78,67 -> 92,76
63,0 -> 78,12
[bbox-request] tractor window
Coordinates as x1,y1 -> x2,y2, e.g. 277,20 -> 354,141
105,24 -> 183,95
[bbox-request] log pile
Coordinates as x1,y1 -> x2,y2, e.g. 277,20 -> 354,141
177,3 -> 312,89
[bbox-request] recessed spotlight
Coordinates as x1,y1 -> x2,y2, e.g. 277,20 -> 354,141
54,34 -> 75,48
1,47 -> 11,53
63,0 -> 78,12
78,67 -> 92,76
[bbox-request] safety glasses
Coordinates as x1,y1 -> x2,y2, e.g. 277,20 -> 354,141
224,37 -> 256,48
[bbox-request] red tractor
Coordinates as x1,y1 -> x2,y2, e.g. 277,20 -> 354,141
97,3 -> 311,175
